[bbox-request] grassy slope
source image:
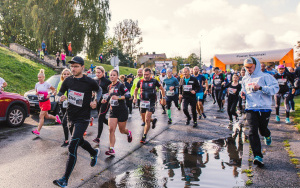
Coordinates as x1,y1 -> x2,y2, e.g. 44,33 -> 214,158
0,47 -> 56,95
291,96 -> 300,132
50,55 -> 137,75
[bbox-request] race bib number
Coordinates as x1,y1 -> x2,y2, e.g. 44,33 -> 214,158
214,79 -> 221,85
183,85 -> 192,92
38,94 -> 44,101
62,100 -> 68,108
166,90 -> 175,96
228,88 -> 237,94
102,93 -> 109,100
110,99 -> 119,106
246,83 -> 255,94
140,100 -> 150,109
68,90 -> 84,107
278,79 -> 287,86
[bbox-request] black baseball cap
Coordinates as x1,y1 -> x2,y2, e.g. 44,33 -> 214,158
68,56 -> 84,65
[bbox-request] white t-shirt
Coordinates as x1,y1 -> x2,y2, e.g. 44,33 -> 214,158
35,82 -> 51,101
0,77 -> 5,88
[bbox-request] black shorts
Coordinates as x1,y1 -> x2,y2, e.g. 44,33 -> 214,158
109,106 -> 128,122
140,101 -> 156,113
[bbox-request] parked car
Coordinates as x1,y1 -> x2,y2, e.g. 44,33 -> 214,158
24,73 -> 96,114
0,90 -> 30,127
24,75 -> 61,114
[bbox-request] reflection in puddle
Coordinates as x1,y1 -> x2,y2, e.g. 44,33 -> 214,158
102,137 -> 244,187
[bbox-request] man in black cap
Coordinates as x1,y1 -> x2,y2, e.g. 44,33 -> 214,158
53,56 -> 102,187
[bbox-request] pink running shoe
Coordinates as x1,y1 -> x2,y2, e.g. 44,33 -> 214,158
56,115 -> 62,124
127,130 -> 132,143
90,117 -> 94,126
105,148 -> 115,156
32,129 -> 40,136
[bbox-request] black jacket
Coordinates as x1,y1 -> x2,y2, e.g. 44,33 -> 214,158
179,76 -> 200,98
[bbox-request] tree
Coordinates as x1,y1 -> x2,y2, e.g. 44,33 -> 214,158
186,53 -> 199,67
114,19 -> 143,61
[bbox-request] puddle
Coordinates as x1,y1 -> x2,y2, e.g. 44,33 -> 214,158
102,136 -> 245,187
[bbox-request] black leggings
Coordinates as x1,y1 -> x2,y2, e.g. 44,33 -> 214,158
59,104 -> 69,141
275,92 -> 290,118
64,120 -> 96,180
227,95 -> 238,121
96,102 -> 109,139
212,87 -> 216,102
214,89 -> 223,109
166,95 -> 179,109
246,111 -> 271,158
126,98 -> 133,114
183,97 -> 197,122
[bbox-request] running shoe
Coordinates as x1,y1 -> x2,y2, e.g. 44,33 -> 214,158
253,156 -> 264,167
129,114 -> 132,118
220,108 -> 225,112
286,118 -> 291,124
168,118 -> 172,124
162,110 -> 166,114
53,177 -> 68,187
193,122 -> 198,128
105,148 -> 115,156
264,136 -> 272,146
229,121 -> 233,125
202,113 -> 206,119
178,104 -> 181,110
61,141 -> 69,147
290,109 -> 295,112
93,138 -> 100,144
185,118 -> 191,125
32,129 -> 40,136
127,130 -> 132,143
90,117 -> 94,126
90,148 -> 100,167
141,122 -> 145,126
83,131 -> 87,136
198,115 -> 202,120
56,115 -> 62,124
140,135 -> 146,144
152,118 -> 157,129
213,101 -> 216,104
276,115 -> 280,122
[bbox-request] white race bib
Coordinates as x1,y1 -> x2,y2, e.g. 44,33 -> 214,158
38,94 -> 44,101
228,88 -> 237,94
214,79 -> 221,85
62,100 -> 68,108
68,90 -> 84,107
278,78 -> 287,86
183,85 -> 192,92
166,90 -> 175,96
140,100 -> 150,109
246,83 -> 255,94
110,99 -> 119,106
102,93 -> 109,100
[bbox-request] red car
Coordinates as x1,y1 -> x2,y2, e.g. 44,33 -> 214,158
0,90 -> 30,127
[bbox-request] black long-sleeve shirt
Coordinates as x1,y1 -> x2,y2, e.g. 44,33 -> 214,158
179,76 -> 200,98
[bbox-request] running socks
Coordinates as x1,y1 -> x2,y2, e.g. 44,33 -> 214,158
167,109 -> 171,119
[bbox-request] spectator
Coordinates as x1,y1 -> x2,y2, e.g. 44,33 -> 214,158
68,42 -> 72,56
90,64 -> 96,72
61,51 -> 66,67
40,50 -> 44,60
0,77 -> 7,91
41,41 -> 46,54
134,62 -> 137,68
99,54 -> 103,63
56,52 -> 60,67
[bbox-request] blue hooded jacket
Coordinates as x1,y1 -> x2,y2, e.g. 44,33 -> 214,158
241,57 -> 279,110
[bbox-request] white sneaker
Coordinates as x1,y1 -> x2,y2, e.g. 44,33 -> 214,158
129,114 -> 132,118
290,110 -> 295,113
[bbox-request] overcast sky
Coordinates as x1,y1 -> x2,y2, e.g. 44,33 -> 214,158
108,0 -> 300,63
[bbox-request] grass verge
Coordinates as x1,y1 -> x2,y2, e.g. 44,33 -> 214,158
291,96 -> 300,133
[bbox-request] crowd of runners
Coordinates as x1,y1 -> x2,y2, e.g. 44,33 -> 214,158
4,55 -> 297,187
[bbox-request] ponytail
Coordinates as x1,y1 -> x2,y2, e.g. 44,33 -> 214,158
38,69 -> 45,76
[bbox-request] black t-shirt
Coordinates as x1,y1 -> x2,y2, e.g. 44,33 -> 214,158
107,82 -> 128,109
137,78 -> 161,102
94,76 -> 111,94
59,75 -> 100,121
213,73 -> 225,90
224,82 -> 241,97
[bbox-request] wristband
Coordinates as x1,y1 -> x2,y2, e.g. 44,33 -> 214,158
118,95 -> 122,100
162,96 -> 166,99
259,86 -> 262,90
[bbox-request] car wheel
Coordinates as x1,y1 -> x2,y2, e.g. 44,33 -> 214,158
6,105 -> 26,128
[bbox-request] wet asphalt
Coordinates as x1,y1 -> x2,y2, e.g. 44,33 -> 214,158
0,96 -> 299,187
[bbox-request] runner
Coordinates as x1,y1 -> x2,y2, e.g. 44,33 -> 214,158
53,56 -> 102,187
241,57 -> 279,167
163,68 -> 180,124
93,66 -> 111,144
130,68 -> 143,124
0,77 -> 7,91
202,69 -> 210,102
103,69 -> 132,156
125,75 -> 133,118
212,67 -> 226,112
193,66 -> 208,119
32,69 -> 61,136
238,68 -> 246,115
274,64 -> 295,123
210,68 -> 216,104
222,74 -> 241,126
159,69 -> 167,114
57,68 -> 72,147
179,67 -> 200,127
133,68 -> 166,144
